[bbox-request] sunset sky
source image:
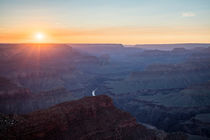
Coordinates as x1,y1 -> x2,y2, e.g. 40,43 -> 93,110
0,0 -> 210,44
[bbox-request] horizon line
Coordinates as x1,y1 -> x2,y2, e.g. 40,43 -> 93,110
0,42 -> 210,45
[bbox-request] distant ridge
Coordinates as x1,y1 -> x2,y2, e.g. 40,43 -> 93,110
125,43 -> 210,50
69,43 -> 124,48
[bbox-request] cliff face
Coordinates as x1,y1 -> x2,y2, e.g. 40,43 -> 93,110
0,95 -> 186,140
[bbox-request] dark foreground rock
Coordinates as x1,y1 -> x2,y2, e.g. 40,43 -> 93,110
0,95 -> 187,140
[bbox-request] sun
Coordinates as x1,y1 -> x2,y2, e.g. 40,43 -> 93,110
35,32 -> 45,41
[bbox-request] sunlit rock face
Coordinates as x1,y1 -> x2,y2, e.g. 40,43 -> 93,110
0,95 -> 187,140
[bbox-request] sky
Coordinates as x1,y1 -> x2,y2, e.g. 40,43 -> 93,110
0,0 -> 210,44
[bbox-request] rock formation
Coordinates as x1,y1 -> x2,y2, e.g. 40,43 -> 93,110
0,95 -> 187,140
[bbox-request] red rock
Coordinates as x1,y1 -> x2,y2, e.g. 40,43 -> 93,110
0,95 -> 187,140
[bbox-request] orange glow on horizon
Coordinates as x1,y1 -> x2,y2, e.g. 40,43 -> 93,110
1,0 -> 210,44
0,26 -> 210,44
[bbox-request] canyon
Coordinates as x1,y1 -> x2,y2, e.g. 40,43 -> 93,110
0,43 -> 210,139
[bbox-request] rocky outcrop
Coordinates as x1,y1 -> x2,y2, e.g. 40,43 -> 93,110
0,95 -> 187,140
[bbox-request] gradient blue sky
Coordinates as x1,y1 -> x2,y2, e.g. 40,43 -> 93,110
0,0 -> 210,44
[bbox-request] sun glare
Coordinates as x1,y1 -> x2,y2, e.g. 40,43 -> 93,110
35,32 -> 45,41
